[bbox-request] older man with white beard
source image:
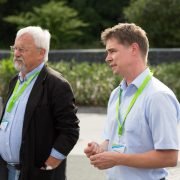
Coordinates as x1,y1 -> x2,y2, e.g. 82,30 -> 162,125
0,26 -> 79,180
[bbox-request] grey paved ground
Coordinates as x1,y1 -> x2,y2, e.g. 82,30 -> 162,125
67,107 -> 180,180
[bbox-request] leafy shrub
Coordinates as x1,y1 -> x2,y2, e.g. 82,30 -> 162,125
152,62 -> 180,100
0,58 -> 17,99
50,61 -> 120,106
0,58 -> 179,106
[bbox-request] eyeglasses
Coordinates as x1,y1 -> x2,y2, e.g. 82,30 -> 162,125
10,46 -> 29,54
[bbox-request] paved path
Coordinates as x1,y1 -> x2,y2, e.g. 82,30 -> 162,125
67,107 -> 180,180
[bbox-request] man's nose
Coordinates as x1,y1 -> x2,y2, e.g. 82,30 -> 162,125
14,49 -> 21,57
105,54 -> 111,62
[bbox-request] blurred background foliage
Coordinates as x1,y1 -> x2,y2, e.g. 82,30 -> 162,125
4,1 -> 87,49
0,0 -> 129,49
124,0 -> 180,47
0,59 -> 179,106
0,0 -> 180,49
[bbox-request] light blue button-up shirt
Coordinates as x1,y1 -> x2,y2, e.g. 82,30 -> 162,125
103,68 -> 180,180
0,63 -> 65,163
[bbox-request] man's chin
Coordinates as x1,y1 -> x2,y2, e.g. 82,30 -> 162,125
112,69 -> 121,76
14,63 -> 26,72
112,69 -> 118,75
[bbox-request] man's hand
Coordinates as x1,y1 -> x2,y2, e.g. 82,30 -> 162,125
41,156 -> 62,170
84,142 -> 104,158
90,151 -> 120,170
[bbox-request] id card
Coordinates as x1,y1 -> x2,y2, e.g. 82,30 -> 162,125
0,120 -> 9,131
112,143 -> 126,153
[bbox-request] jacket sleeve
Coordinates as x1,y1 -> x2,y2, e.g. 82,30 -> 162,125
47,71 -> 80,156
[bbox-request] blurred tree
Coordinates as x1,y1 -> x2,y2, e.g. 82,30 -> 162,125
0,0 -> 131,49
67,0 -> 130,47
124,0 -> 180,47
0,0 -> 6,3
4,1 -> 87,49
0,0 -> 49,48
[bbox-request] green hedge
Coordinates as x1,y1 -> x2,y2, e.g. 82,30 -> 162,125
50,61 -> 120,106
152,62 -> 180,100
0,58 -> 179,106
0,59 -> 17,98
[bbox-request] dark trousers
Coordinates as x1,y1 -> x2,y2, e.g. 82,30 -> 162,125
0,156 -> 8,180
51,160 -> 66,180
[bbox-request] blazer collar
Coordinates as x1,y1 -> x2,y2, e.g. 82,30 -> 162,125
22,65 -> 48,137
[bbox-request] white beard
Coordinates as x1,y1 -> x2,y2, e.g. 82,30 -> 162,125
14,59 -> 26,73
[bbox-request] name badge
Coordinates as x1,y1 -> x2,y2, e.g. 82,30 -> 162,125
112,143 -> 126,153
0,120 -> 9,131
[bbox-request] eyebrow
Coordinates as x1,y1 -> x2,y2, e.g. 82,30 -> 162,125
106,48 -> 116,52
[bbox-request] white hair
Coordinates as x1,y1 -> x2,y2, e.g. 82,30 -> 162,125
16,26 -> 51,62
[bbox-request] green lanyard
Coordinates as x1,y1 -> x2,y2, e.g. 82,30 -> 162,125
6,71 -> 40,113
116,72 -> 153,136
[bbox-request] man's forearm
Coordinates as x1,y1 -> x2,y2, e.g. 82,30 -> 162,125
117,150 -> 178,168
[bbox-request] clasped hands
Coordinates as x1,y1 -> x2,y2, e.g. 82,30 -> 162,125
84,142 -> 119,170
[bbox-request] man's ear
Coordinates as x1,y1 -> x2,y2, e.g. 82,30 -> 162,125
40,48 -> 46,56
131,42 -> 139,56
39,48 -> 46,60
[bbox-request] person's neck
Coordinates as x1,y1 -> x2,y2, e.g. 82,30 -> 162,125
20,62 -> 43,78
20,67 -> 34,78
20,71 -> 27,78
124,64 -> 147,85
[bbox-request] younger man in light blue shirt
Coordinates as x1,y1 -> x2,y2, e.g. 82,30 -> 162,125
84,23 -> 180,180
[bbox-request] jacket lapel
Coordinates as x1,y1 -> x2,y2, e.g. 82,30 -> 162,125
22,65 -> 48,137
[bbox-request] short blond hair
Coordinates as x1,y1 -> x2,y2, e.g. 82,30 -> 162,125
101,23 -> 149,60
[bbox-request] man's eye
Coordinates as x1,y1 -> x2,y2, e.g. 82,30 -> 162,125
19,48 -> 24,52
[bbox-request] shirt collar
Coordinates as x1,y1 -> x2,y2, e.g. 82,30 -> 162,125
18,62 -> 45,83
120,67 -> 151,90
